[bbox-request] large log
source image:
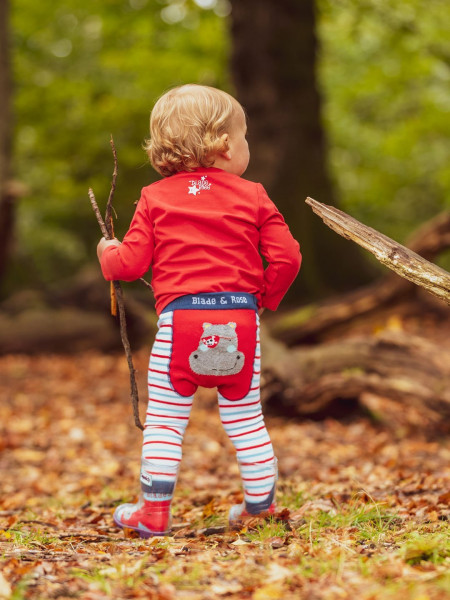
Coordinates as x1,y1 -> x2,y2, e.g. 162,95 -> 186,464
260,327 -> 450,421
265,205 -> 450,422
272,208 -> 450,345
0,269 -> 156,355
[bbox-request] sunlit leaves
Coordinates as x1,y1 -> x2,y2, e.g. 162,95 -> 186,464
318,0 -> 450,240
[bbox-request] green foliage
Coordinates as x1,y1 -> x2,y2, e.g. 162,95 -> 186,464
8,0 -> 450,293
318,0 -> 450,241
10,0 -> 230,290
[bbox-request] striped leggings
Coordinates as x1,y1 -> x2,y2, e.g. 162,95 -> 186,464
142,303 -> 275,506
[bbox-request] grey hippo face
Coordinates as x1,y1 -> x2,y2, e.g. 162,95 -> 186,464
189,349 -> 244,375
189,322 -> 245,376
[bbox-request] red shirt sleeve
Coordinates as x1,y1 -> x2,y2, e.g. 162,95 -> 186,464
100,191 -> 155,281
257,184 -> 302,310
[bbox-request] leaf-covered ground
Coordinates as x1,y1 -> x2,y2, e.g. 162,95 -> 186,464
1,339 -> 449,599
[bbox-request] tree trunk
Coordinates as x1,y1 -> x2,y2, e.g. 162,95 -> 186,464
0,0 -> 14,287
229,0 -> 375,300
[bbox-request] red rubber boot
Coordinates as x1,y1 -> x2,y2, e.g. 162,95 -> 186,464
113,495 -> 172,537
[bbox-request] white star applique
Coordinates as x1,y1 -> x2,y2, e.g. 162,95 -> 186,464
188,185 -> 199,196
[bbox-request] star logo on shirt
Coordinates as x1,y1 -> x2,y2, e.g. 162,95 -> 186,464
188,175 -> 211,195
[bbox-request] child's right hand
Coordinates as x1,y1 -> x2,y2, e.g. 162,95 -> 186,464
97,237 -> 121,261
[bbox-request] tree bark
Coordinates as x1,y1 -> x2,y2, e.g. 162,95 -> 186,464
229,0 -> 375,299
0,0 -> 14,287
306,198 -> 450,304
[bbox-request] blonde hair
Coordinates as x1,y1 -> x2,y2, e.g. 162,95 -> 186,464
145,84 -> 243,177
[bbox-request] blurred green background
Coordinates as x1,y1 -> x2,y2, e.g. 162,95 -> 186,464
4,0 -> 450,298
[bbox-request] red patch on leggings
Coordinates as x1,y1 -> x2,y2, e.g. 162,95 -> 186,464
168,309 -> 257,401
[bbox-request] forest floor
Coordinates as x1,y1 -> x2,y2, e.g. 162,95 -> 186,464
0,308 -> 449,600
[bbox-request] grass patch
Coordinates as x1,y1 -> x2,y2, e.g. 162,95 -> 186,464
296,496 -> 400,548
401,531 -> 449,565
277,486 -> 307,509
246,518 -> 291,543
72,557 -> 157,595
161,562 -> 208,589
1,525 -> 59,548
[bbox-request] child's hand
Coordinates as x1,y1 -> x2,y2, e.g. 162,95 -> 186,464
97,237 -> 121,261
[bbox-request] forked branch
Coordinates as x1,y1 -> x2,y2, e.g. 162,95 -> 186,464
88,140 -> 144,431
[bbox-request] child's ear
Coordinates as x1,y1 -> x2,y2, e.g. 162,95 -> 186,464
219,133 -> 232,160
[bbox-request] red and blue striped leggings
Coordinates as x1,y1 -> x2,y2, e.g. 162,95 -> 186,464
141,292 -> 275,507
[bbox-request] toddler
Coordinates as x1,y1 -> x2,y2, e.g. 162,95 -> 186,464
97,84 -> 301,538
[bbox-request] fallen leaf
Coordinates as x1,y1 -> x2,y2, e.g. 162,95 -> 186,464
211,581 -> 243,595
437,492 -> 450,505
266,562 -> 292,583
252,582 -> 284,599
290,499 -> 336,520
202,498 -> 216,518
231,538 -> 249,546
0,573 -> 11,599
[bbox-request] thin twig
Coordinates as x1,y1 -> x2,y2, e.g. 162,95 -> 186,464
90,140 -> 152,293
139,276 -> 153,290
89,185 -> 152,291
113,281 -> 143,430
88,189 -> 109,238
88,187 -> 144,431
105,135 -> 118,237
105,137 -> 119,316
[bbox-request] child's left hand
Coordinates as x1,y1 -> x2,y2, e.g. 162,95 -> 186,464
97,237 -> 121,261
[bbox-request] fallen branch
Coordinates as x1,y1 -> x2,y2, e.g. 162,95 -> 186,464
271,210 -> 450,345
305,197 -> 450,305
88,140 -> 144,431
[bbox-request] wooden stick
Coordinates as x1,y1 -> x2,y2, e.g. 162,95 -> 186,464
112,280 -> 143,430
305,197 -> 450,305
105,137 -> 119,317
105,135 -> 118,237
88,189 -> 109,238
88,189 -> 144,431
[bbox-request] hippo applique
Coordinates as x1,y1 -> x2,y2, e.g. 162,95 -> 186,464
189,322 -> 245,376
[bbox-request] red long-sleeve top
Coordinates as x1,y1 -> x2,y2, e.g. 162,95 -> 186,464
100,167 -> 301,315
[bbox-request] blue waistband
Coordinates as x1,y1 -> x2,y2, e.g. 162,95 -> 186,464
162,292 -> 258,312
